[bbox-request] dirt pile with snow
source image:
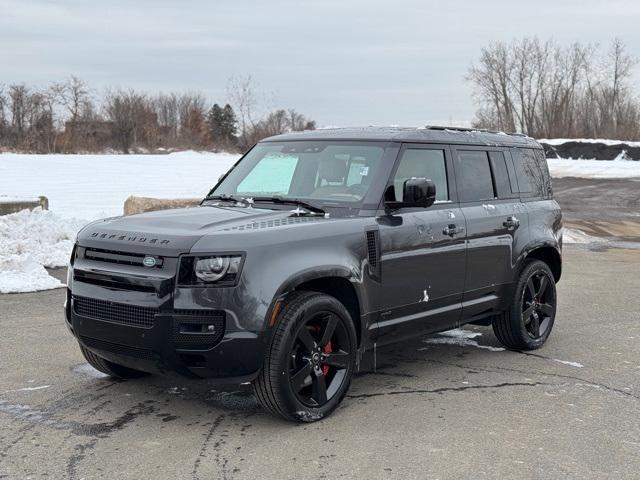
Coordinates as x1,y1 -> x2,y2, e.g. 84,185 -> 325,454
538,138 -> 640,161
0,208 -> 88,293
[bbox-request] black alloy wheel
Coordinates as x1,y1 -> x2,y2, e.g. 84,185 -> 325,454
288,312 -> 351,407
521,271 -> 555,339
492,260 -> 557,350
253,291 -> 357,422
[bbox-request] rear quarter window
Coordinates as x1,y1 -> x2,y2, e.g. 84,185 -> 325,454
512,148 -> 546,198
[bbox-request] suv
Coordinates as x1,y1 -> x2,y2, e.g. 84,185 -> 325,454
65,126 -> 562,422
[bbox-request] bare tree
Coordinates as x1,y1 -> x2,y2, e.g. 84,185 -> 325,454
227,75 -> 258,148
177,92 -> 207,147
104,89 -> 156,153
153,92 -> 179,145
468,37 -> 640,140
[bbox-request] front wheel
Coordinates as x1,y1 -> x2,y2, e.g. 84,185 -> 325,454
493,260 -> 557,350
253,292 -> 357,422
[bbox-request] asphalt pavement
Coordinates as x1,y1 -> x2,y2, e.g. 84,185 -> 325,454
1,246 -> 639,479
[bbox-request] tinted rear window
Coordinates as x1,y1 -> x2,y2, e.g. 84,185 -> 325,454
489,151 -> 514,198
512,148 -> 545,197
456,151 -> 495,202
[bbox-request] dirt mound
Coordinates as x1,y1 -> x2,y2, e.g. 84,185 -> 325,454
540,141 -> 640,160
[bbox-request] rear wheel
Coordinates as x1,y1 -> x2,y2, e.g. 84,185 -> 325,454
492,260 -> 557,350
79,344 -> 149,379
253,292 -> 357,422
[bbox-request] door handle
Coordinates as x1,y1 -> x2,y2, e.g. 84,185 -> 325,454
443,224 -> 465,237
503,216 -> 520,230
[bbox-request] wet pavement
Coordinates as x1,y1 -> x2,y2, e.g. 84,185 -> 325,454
553,177 -> 640,243
1,246 -> 639,479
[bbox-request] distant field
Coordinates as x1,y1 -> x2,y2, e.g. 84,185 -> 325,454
0,151 -> 239,220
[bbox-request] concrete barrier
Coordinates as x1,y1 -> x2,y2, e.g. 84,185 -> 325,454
0,196 -> 48,216
123,196 -> 201,216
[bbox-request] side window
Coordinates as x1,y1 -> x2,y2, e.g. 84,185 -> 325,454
535,149 -> 553,197
489,151 -> 514,198
393,149 -> 448,202
512,148 -> 545,197
456,151 -> 495,202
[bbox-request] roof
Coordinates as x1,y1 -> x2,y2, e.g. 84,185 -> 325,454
261,126 -> 541,148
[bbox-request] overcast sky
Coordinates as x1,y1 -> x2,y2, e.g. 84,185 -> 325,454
1,0 -> 639,126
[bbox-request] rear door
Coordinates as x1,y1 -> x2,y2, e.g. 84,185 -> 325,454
374,144 -> 466,343
452,146 -> 525,320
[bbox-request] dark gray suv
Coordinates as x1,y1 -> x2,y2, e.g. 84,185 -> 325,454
65,126 -> 562,422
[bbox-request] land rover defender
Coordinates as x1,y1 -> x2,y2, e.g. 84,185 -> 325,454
65,126 -> 562,422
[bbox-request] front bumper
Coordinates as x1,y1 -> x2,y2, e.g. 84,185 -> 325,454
65,289 -> 265,382
65,247 -> 268,383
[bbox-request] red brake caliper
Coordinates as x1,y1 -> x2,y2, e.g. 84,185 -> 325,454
321,341 -> 332,376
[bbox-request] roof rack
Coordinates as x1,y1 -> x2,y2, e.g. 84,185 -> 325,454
423,125 -> 528,137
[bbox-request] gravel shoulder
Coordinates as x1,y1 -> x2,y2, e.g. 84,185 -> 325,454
1,246 -> 639,479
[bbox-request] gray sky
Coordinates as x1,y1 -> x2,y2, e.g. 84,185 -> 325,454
1,0 -> 639,126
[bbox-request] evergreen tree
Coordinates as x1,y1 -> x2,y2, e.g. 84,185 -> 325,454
207,103 -> 237,147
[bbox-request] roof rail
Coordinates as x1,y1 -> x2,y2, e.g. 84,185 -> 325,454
423,125 -> 528,137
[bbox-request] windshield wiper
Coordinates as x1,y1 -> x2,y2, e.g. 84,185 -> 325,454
251,196 -> 326,214
203,194 -> 251,206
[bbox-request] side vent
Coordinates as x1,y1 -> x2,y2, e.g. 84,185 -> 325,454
365,230 -> 381,281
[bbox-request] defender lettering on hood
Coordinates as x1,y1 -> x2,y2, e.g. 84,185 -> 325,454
90,232 -> 171,245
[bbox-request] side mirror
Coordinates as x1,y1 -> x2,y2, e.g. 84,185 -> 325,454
385,178 -> 436,210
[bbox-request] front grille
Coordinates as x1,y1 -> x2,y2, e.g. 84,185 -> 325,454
73,274 -> 156,293
84,247 -> 163,268
173,310 -> 225,349
73,296 -> 157,329
80,335 -> 154,360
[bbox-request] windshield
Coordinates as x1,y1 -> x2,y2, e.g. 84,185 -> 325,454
210,141 -> 386,207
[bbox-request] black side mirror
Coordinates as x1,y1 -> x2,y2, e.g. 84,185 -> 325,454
385,178 -> 436,210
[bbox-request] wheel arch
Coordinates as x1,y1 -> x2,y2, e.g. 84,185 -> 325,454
520,242 -> 562,282
273,267 -> 366,348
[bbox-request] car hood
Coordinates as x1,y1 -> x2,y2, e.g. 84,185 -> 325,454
76,205 -> 329,256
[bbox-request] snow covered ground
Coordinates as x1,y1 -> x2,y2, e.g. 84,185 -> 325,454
1,149 -> 639,293
0,151 -> 239,293
0,208 -> 87,293
547,157 -> 640,178
539,138 -> 640,147
0,151 -> 239,220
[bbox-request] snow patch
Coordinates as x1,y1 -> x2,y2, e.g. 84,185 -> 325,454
562,228 -> 598,245
0,255 -> 64,293
547,158 -> 640,179
295,410 -> 324,422
423,329 -> 505,352
538,138 -> 640,147
3,385 -> 51,393
553,359 -> 584,368
72,363 -> 109,379
0,208 -> 88,293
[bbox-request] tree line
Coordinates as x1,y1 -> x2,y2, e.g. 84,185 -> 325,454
0,75 -> 315,154
468,38 -> 640,140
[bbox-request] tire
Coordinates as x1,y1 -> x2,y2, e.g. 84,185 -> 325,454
492,260 -> 557,350
79,344 -> 149,379
253,291 -> 357,422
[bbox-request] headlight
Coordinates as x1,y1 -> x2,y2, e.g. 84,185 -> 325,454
179,254 -> 243,286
